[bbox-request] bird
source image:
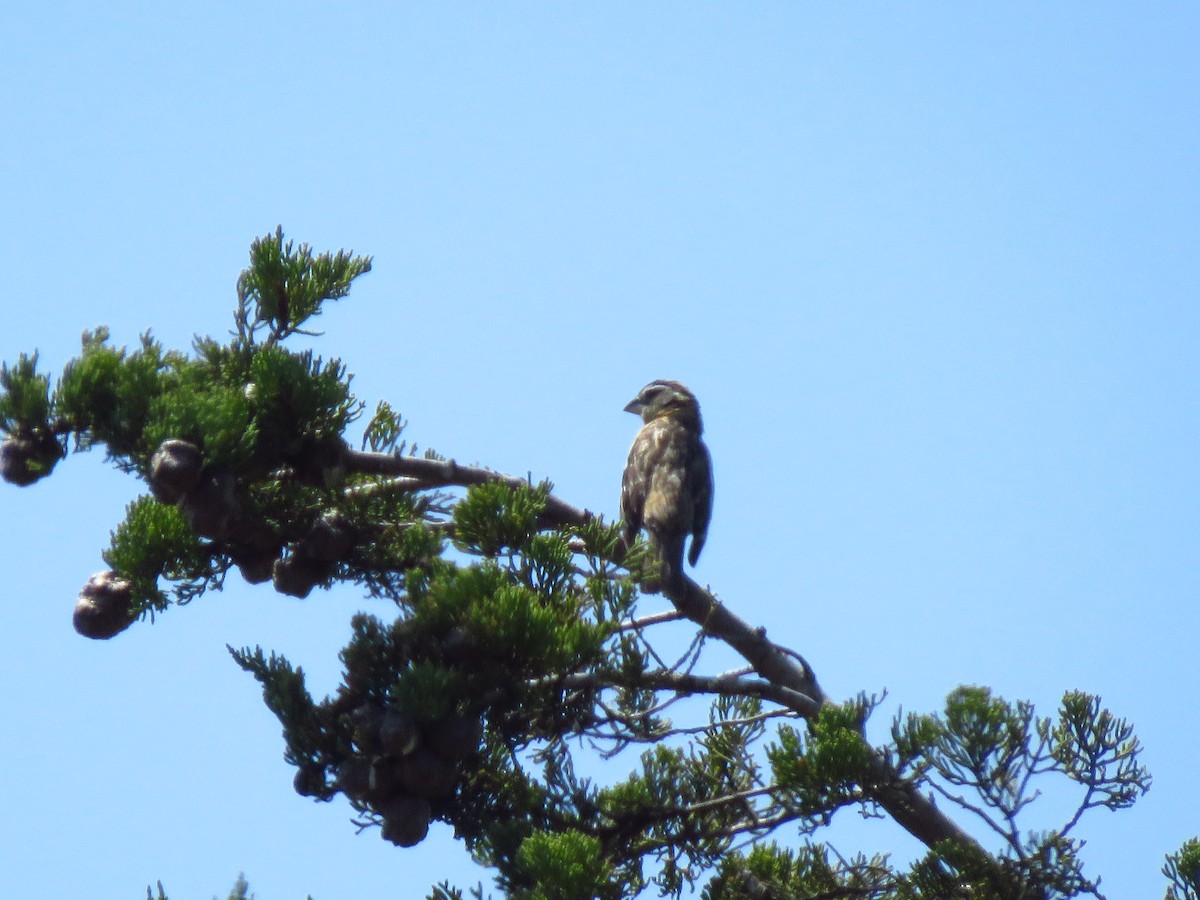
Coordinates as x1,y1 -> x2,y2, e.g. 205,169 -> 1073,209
620,379 -> 713,589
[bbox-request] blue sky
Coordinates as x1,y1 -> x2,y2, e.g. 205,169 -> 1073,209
2,4 -> 1197,897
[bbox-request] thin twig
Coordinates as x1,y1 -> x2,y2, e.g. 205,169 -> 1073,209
616,609 -> 686,631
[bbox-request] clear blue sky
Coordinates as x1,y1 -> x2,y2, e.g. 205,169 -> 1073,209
2,4 -> 1197,897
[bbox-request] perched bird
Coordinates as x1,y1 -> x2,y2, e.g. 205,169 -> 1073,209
620,380 -> 713,587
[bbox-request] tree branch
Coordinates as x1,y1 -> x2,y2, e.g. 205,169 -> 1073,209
341,447 -> 1004,872
342,448 -> 585,527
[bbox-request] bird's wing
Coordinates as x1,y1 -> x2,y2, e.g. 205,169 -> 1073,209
687,440 -> 713,567
620,431 -> 651,544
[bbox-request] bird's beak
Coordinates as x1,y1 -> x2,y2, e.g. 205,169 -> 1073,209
623,398 -> 644,416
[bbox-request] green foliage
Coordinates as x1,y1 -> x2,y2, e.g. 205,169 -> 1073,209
904,838 -> 1022,899
0,351 -> 53,430
1165,838 -> 1200,900
769,698 -> 875,822
391,661 -> 464,722
339,612 -> 398,701
235,226 -> 371,343
229,646 -> 325,771
141,356 -> 257,470
463,574 -> 600,676
592,697 -> 770,896
1050,690 -> 1150,812
223,873 -> 254,900
704,843 -> 894,900
574,515 -> 628,573
924,686 -> 1151,835
57,329 -> 177,459
513,831 -> 616,900
245,344 -> 360,455
104,496 -> 213,611
932,685 -> 1043,818
145,874 -> 282,900
363,400 -> 407,453
453,481 -> 551,557
428,884 -> 475,900
140,341 -> 358,474
0,350 -> 64,482
888,686 -> 1154,897
347,512 -> 444,600
890,709 -> 941,779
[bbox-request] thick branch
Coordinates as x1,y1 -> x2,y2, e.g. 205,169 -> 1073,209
661,575 -> 825,708
343,448 -> 585,527
657,573 -> 991,860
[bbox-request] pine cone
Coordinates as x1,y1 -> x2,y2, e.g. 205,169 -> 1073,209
147,439 -> 203,503
73,571 -> 136,639
379,794 -> 431,847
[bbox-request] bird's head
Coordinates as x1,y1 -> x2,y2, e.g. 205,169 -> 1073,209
624,380 -> 702,428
